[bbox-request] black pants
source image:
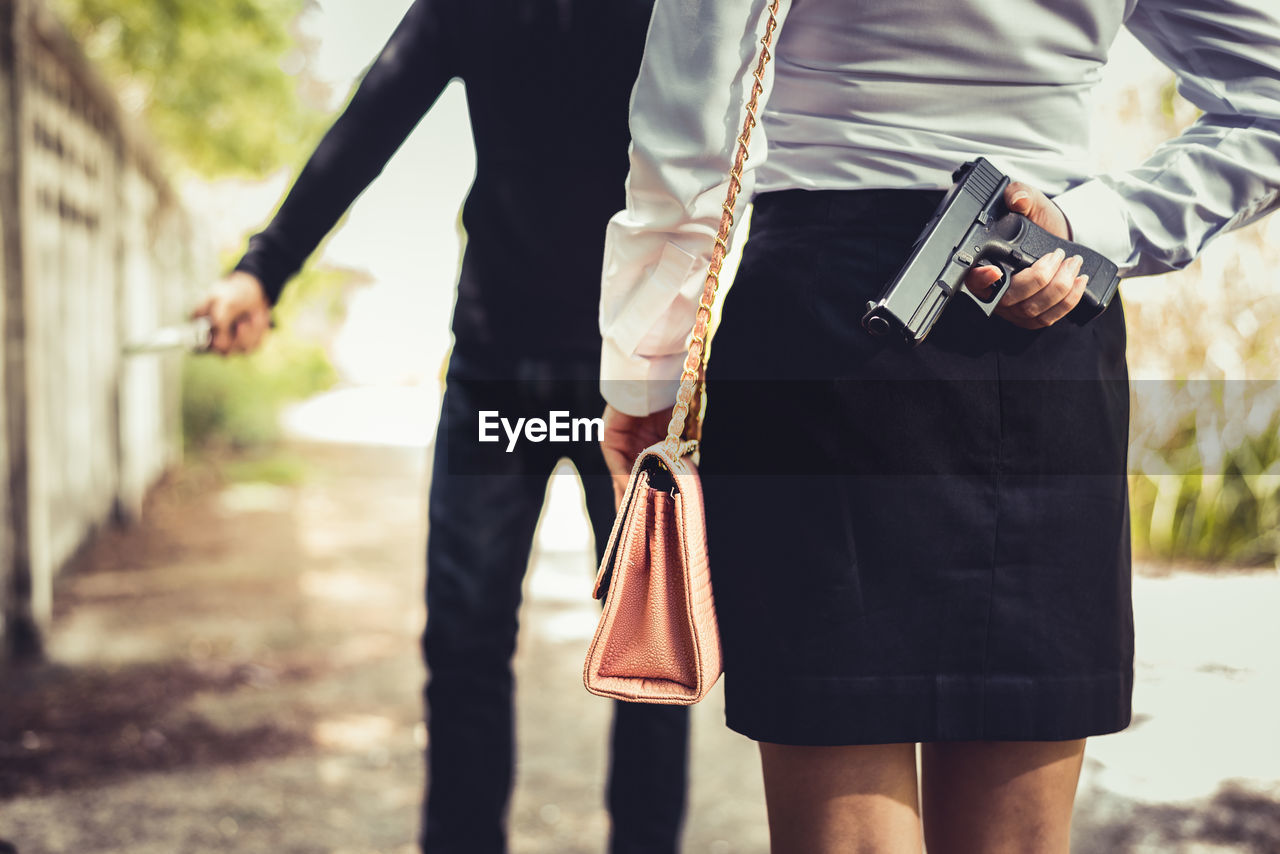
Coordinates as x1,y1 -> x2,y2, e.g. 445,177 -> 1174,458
419,349 -> 690,853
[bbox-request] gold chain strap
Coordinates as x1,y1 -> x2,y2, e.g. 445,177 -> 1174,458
662,0 -> 782,457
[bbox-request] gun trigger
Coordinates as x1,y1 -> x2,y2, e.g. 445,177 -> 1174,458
992,267 -> 1015,300
961,260 -> 1014,315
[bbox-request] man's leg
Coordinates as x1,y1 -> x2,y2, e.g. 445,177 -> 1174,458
573,440 -> 691,854
421,373 -> 548,854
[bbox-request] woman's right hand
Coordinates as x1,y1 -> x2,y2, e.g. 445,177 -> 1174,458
963,181 -> 1088,330
192,271 -> 272,355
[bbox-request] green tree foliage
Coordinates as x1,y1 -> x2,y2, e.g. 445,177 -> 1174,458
51,0 -> 326,176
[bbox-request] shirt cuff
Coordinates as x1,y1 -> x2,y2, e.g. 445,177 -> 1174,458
233,231 -> 300,305
1052,179 -> 1135,273
599,337 -> 685,417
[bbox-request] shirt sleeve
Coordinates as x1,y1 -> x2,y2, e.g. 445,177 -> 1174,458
599,0 -> 791,417
1053,0 -> 1280,277
233,0 -> 458,304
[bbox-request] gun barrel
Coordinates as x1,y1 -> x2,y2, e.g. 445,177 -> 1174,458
862,159 -> 1007,343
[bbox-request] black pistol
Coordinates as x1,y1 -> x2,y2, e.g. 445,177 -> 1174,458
862,157 -> 1120,344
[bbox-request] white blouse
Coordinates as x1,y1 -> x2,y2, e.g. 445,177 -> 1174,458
598,0 -> 1280,417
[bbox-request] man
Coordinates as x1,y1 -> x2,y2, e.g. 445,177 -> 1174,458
195,2 -> 690,852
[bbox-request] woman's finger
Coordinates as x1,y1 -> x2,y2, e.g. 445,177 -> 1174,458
1020,253 -> 1083,318
603,448 -> 631,506
603,440 -> 644,508
1034,274 -> 1089,327
1001,247 -> 1065,308
962,265 -> 1004,301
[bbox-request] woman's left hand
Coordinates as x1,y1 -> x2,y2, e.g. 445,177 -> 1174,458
601,404 -> 670,509
963,182 -> 1088,330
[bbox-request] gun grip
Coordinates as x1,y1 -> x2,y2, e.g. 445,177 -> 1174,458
1005,214 -> 1121,319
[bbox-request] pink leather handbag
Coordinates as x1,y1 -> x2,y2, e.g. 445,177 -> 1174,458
584,1 -> 782,705
584,442 -> 716,704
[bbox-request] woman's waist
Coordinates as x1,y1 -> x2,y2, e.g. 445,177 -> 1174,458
756,98 -> 1093,203
749,188 -> 946,238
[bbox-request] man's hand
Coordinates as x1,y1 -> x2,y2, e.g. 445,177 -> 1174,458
601,404 -> 670,509
192,271 -> 272,355
963,181 -> 1087,330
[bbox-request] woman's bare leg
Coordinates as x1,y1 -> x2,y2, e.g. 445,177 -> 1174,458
758,742 -> 923,854
920,739 -> 1086,854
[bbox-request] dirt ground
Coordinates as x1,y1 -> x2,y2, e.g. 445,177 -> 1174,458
1,437 -> 1278,853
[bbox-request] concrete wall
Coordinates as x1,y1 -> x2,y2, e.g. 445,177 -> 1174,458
1,0 -> 199,661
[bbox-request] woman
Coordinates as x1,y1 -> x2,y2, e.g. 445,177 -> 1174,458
598,0 -> 1280,851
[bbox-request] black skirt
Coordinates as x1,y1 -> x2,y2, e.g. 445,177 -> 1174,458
700,189 -> 1133,745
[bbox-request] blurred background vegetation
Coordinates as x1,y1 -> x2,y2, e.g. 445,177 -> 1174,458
50,0 -> 327,176
52,0 -> 355,453
1115,80 -> 1280,567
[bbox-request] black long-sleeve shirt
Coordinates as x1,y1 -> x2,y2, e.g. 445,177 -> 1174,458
234,0 -> 655,359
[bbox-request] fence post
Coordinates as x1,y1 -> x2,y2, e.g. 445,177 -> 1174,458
0,0 -> 11,664
0,0 -> 43,664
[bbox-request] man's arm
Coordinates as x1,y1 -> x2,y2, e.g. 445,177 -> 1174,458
233,0 -> 460,305
196,0 -> 459,354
